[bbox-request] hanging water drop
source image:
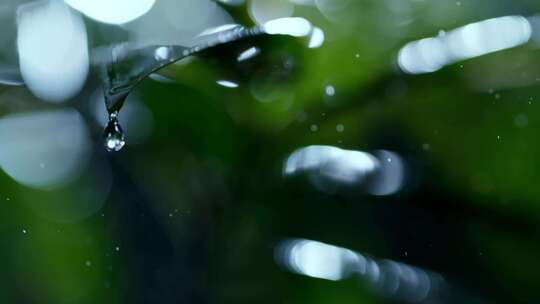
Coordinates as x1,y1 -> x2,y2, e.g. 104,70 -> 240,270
103,112 -> 126,152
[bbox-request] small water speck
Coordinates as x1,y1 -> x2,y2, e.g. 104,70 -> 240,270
336,124 -> 345,133
115,246 -> 120,252
325,85 -> 335,97
310,124 -> 319,132
22,229 -> 27,234
422,143 -> 431,151
85,260 -> 92,267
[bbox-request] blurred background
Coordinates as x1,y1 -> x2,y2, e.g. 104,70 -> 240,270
1,0 -> 540,303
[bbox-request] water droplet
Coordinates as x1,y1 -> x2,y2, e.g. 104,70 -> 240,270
325,85 -> 336,97
336,124 -> 345,132
310,124 -> 319,132
22,229 -> 27,234
85,260 -> 92,267
103,113 -> 126,152
115,246 -> 120,252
